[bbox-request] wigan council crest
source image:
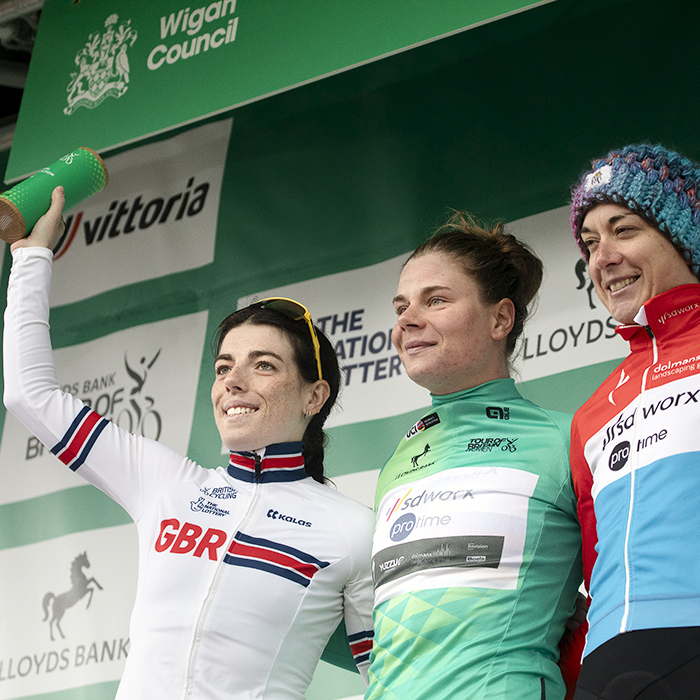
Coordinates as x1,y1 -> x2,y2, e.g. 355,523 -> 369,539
64,14 -> 138,116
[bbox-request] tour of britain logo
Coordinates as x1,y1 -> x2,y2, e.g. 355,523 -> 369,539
64,14 -> 138,115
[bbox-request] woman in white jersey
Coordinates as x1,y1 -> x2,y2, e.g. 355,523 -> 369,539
366,212 -> 583,700
4,187 -> 374,700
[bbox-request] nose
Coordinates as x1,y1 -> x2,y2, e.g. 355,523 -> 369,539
396,303 -> 423,329
590,235 -> 622,270
222,365 -> 246,391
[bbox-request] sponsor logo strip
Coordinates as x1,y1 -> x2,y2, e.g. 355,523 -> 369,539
373,535 -> 504,589
224,531 -> 329,588
348,629 -> 374,665
51,406 -> 109,471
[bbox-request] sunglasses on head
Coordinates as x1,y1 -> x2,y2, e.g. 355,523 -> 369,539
251,297 -> 323,381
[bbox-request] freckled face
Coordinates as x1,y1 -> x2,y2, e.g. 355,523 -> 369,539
211,323 -> 314,452
391,252 -> 511,395
581,203 -> 699,324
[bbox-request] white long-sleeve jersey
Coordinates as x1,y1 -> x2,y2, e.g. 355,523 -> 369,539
3,247 -> 374,700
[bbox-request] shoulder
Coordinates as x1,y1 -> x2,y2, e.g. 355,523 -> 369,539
303,480 -> 375,526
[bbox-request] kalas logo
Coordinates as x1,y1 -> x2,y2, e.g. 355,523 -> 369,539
42,552 -> 103,641
65,14 -> 138,115
53,177 -> 210,260
267,509 -> 312,528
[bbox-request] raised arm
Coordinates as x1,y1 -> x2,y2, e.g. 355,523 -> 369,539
3,187 -> 199,518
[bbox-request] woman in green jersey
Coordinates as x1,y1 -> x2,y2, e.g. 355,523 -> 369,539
366,212 -> 583,700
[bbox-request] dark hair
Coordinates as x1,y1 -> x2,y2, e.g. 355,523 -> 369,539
213,306 -> 340,484
408,211 -> 543,357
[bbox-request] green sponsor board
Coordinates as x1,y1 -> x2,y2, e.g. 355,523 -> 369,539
1,0 -> 699,696
7,0 -> 549,180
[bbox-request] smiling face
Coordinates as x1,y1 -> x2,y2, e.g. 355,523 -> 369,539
391,252 -> 514,395
211,322 -> 326,452
581,203 -> 699,324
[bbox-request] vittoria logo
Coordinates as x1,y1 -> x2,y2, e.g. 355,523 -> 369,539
42,553 -> 103,641
54,177 -> 210,260
64,15 -> 138,115
405,412 -> 440,440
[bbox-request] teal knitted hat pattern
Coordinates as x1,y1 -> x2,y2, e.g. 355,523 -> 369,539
571,143 -> 700,274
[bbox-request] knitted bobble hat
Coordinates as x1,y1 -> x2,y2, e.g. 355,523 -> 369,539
570,143 -> 700,275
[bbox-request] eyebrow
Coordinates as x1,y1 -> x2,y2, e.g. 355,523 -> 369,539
581,212 -> 638,233
214,350 -> 285,364
392,285 -> 451,305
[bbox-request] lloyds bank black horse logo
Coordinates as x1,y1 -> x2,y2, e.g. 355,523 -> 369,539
42,552 -> 103,641
575,259 -> 597,310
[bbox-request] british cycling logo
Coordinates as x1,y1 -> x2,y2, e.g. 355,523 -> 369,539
65,15 -> 138,115
486,406 -> 510,420
200,485 -> 237,499
267,509 -> 312,528
466,437 -> 517,452
405,412 -> 440,440
42,553 -> 103,641
190,497 -> 230,517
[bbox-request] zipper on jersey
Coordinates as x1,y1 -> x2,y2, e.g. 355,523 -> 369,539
183,461 -> 264,698
620,326 -> 657,633
255,452 -> 262,481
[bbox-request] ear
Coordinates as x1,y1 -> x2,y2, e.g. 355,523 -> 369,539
491,298 -> 515,342
305,380 -> 331,417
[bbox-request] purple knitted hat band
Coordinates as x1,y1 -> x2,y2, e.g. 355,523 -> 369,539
570,144 -> 700,275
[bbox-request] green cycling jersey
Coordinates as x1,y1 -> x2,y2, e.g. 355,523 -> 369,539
367,379 -> 582,700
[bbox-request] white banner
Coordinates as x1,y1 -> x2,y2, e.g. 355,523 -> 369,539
0,525 -> 137,699
0,311 -> 208,505
48,118 -> 231,307
238,254 -> 432,429
510,206 -> 628,381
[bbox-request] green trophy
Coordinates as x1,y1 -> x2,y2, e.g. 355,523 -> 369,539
0,147 -> 109,244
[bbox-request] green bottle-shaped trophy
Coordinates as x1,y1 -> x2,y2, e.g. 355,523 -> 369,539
0,147 -> 108,243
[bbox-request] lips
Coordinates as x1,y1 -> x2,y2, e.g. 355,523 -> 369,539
224,402 -> 258,417
606,276 -> 639,293
402,339 -> 436,355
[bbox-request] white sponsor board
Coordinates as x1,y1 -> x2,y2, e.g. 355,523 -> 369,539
509,206 -> 628,381
238,206 -> 628,429
0,311 -> 208,505
238,254 -> 433,428
49,118 -> 231,307
0,524 -> 137,699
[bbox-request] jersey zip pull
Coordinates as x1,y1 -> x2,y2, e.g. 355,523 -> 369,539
254,452 -> 262,481
644,325 -> 654,339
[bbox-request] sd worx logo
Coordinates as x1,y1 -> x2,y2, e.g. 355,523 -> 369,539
53,177 -> 210,260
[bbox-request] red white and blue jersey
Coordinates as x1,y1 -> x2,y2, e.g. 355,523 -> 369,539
4,248 -> 374,700
571,284 -> 700,657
